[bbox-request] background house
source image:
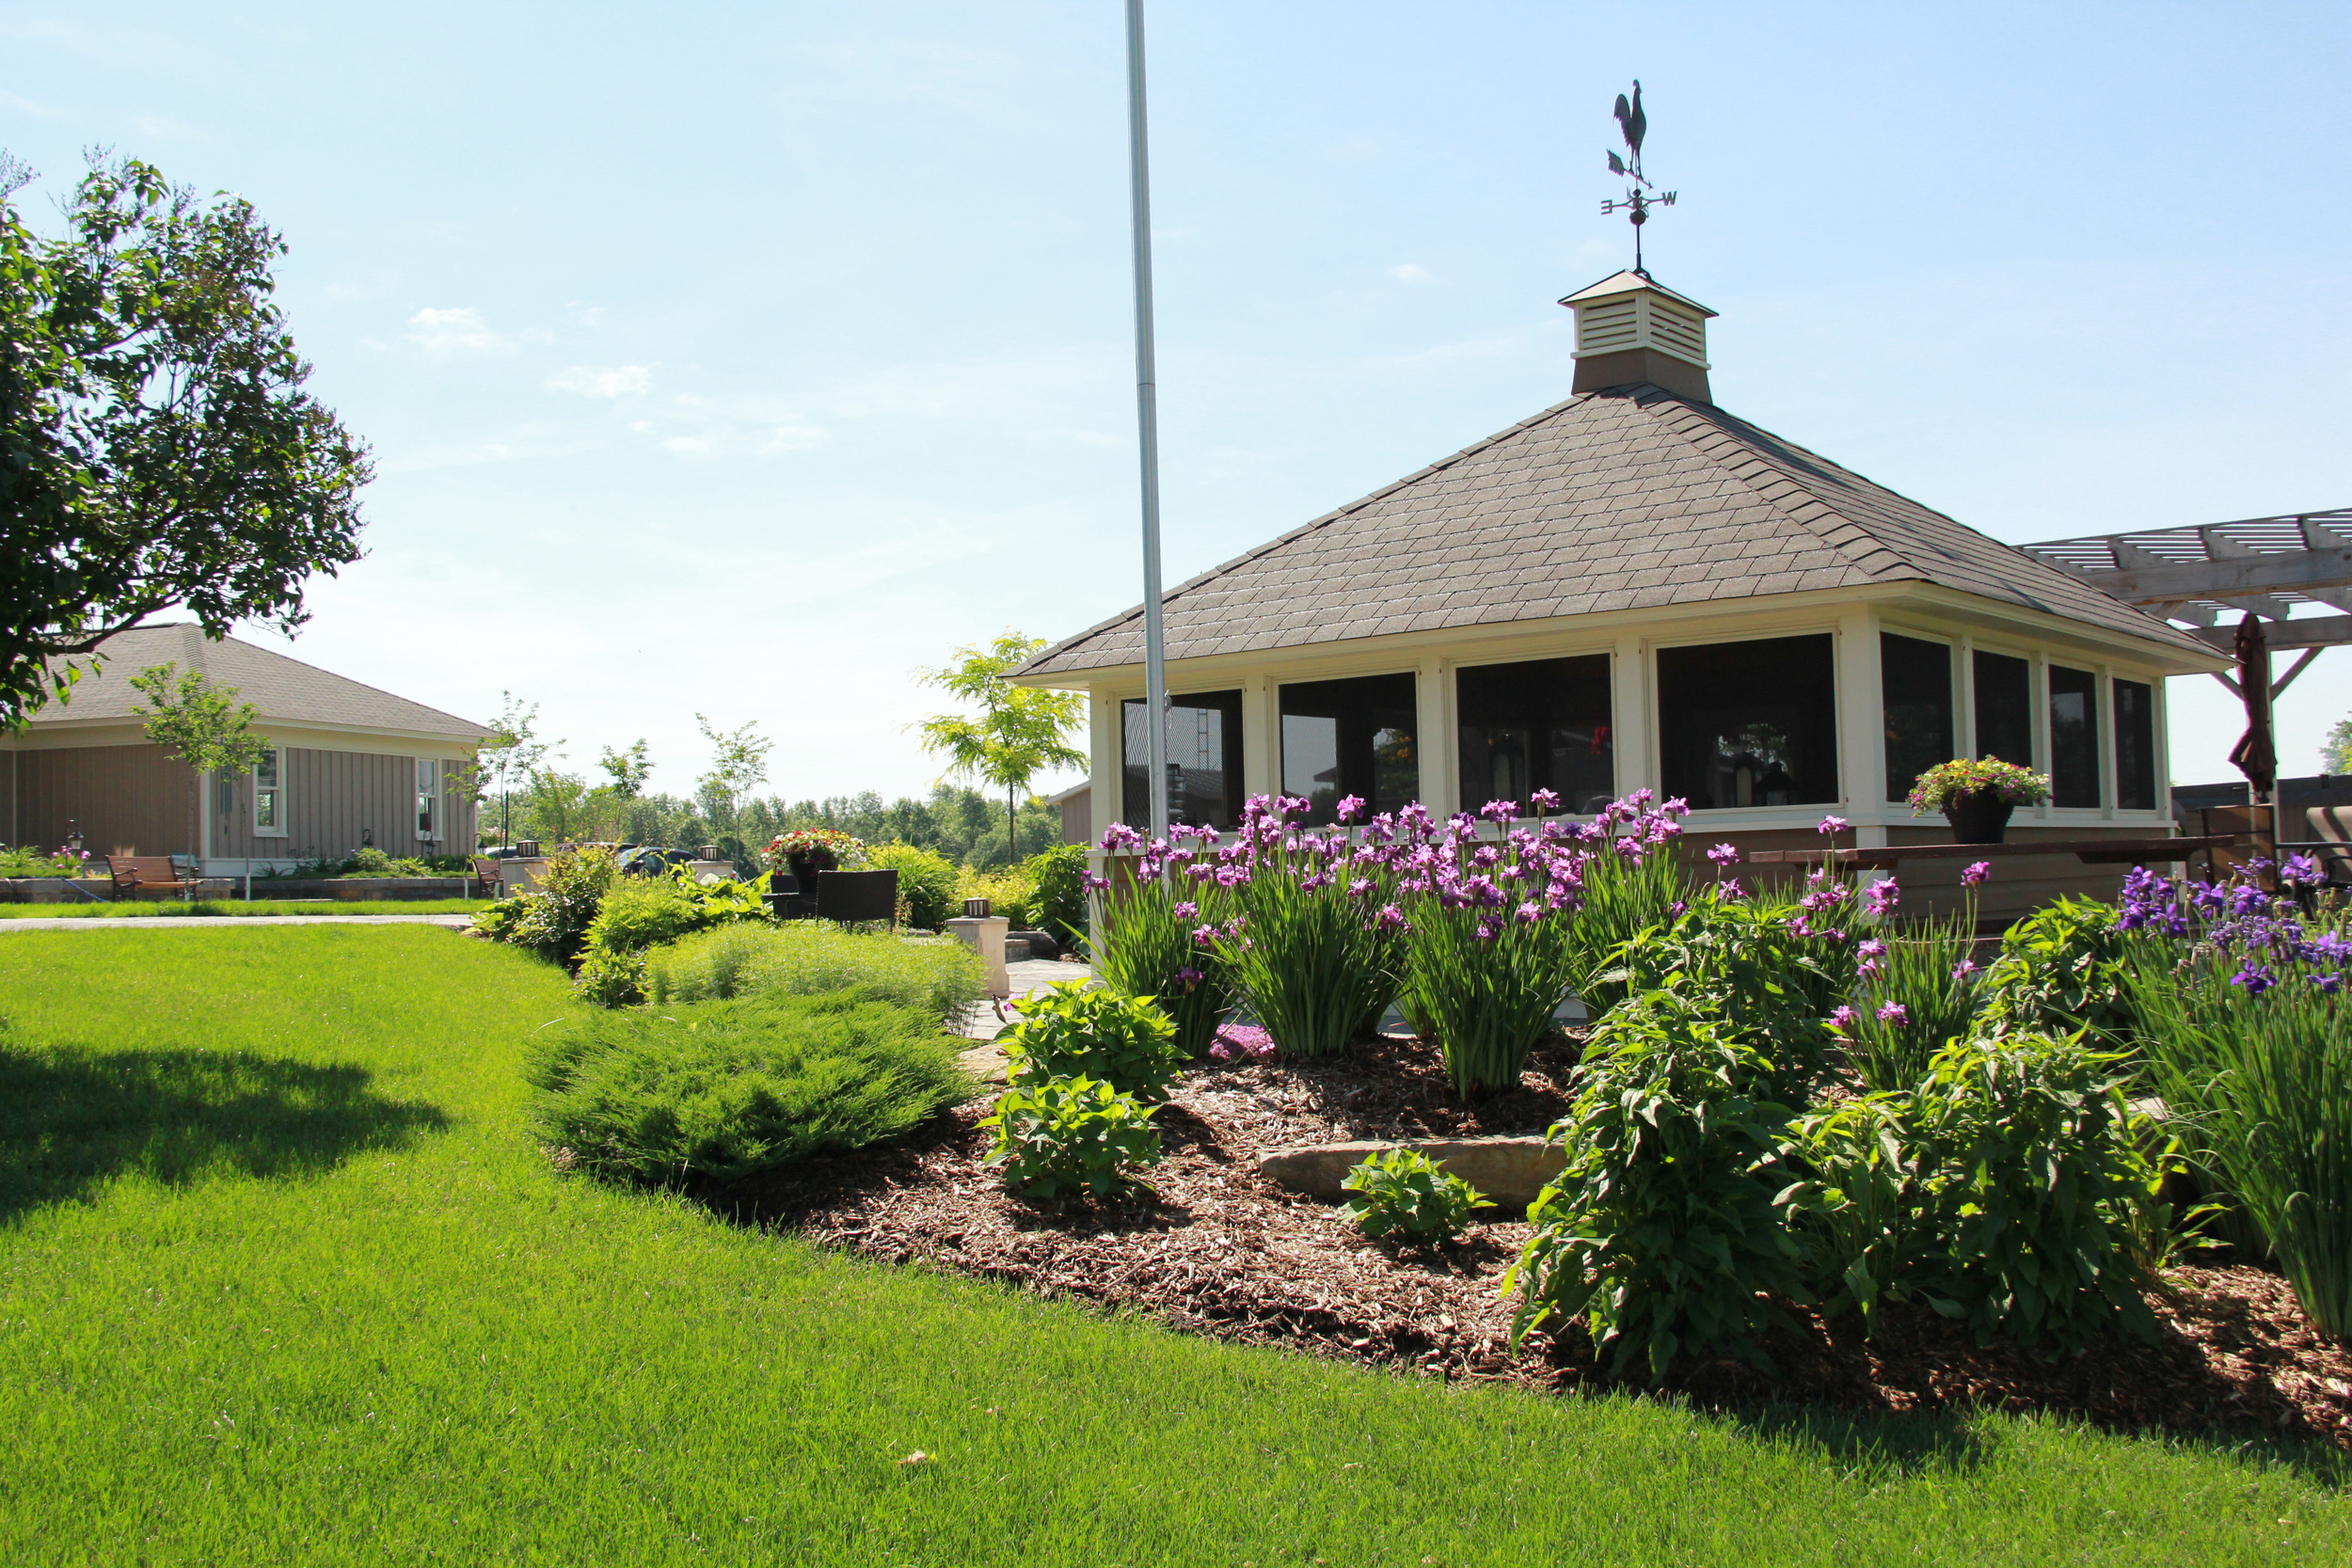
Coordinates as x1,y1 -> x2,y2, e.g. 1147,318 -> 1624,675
3,626 -> 487,872
1014,273 -> 2226,916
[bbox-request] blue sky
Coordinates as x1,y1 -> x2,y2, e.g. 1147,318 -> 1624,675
6,1 -> 2346,802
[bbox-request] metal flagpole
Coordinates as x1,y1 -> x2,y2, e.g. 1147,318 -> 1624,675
1125,0 -> 1171,845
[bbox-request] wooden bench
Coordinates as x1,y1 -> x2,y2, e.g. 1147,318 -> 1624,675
106,854 -> 199,899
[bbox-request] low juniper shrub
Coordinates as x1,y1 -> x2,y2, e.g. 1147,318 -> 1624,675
996,981 -> 1185,1100
979,1075 -> 1162,1199
522,991 -> 974,1186
1339,1148 -> 1493,1243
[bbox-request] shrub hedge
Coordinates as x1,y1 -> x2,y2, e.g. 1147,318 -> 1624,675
644,922 -> 985,1026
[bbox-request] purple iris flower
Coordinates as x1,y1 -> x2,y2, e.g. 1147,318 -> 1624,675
1961,862 -> 1991,889
1828,1005 -> 1857,1032
1172,900 -> 1198,921
1529,788 -> 1561,813
1863,878 -> 1900,916
1876,1001 -> 1910,1027
2283,853 -> 2324,889
1818,815 -> 1851,836
1708,842 -> 1740,867
2231,961 -> 2275,996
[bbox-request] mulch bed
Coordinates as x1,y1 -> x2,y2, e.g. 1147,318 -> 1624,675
717,1033 -> 2352,1452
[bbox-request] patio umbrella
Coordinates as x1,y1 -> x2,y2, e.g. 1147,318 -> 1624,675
2226,612 -> 2276,798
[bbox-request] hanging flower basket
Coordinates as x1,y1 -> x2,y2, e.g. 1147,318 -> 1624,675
1904,758 -> 2051,846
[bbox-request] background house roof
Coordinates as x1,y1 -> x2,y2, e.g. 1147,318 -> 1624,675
1019,385 -> 2213,677
26,626 -> 486,739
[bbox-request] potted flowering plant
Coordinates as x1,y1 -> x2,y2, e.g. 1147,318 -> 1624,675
1904,757 -> 2051,845
764,829 -> 864,887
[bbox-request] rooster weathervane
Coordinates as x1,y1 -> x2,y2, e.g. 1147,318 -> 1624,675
1601,80 -> 1676,275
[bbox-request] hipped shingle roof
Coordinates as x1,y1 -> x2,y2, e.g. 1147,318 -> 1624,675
1019,385 -> 2209,675
27,625 -> 485,738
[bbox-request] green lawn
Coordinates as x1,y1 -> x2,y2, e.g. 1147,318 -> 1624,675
0,926 -> 2344,1566
0,896 -> 490,917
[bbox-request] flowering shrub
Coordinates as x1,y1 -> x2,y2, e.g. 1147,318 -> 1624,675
980,1075 -> 1163,1199
1339,1148 -> 1493,1243
1091,823 -> 1232,1057
763,829 -> 864,868
1904,757 -> 2052,815
2115,858 -> 2352,1334
1838,868 -> 1991,1092
0,844 -> 94,877
996,981 -> 1185,1101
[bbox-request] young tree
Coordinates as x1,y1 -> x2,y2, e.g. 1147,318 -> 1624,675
128,661 -> 272,859
477,693 -> 552,847
522,768 -> 591,845
694,716 -> 771,826
916,633 -> 1085,863
598,738 -> 653,798
2325,710 -> 2352,776
2,152 -> 371,727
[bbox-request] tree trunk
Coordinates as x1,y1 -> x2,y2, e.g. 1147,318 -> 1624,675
1008,785 -> 1018,866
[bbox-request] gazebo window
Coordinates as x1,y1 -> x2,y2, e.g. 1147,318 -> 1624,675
1973,650 -> 2034,767
1279,673 -> 1418,825
2049,664 -> 2101,808
1454,655 -> 1613,816
1658,635 -> 1838,810
2114,677 -> 2157,810
1121,690 -> 1246,832
1880,634 -> 1953,802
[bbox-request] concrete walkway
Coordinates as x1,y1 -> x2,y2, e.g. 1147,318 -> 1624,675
0,912 -> 477,931
950,956 -> 1093,1041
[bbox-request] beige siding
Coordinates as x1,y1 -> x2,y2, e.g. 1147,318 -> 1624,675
6,744 -> 194,856
7,742 -> 475,865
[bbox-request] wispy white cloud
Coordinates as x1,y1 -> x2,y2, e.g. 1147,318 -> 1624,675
548,364 -> 651,397
1386,263 -> 1435,284
405,306 -> 509,356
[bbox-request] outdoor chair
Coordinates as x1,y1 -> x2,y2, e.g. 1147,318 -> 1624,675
106,855 -> 196,899
814,868 -> 898,927
469,857 -> 504,897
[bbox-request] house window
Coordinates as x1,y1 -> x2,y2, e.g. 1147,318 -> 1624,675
1279,673 -> 1418,825
1881,634 -> 1953,803
253,749 -> 287,836
1658,634 -> 1838,810
2114,678 -> 2157,811
1973,650 -> 2034,767
1121,690 -> 1245,832
415,757 -> 440,841
2049,664 -> 2101,808
1454,655 -> 1613,816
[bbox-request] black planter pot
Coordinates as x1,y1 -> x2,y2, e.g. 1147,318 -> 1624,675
783,848 -> 839,890
1943,789 -> 2015,846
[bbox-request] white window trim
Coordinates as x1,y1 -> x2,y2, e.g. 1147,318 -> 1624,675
415,757 -> 442,843
253,748 -> 288,838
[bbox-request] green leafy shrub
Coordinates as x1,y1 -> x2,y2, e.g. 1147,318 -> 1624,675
1561,833 -> 1691,1006
523,991 -> 973,1185
1787,1095 -> 1916,1332
1339,1148 -> 1493,1242
482,848 -> 619,965
1025,842 -> 1090,952
1903,1033 -> 2156,1351
337,846 -> 435,877
957,863 -> 1037,929
574,945 -> 650,1007
1978,895 -> 2136,1043
1506,981 -> 1808,1379
1593,891 -> 1845,1101
979,1075 -> 1162,1198
644,922 -> 985,1025
583,874 -> 706,957
866,842 -> 961,929
997,981 -> 1184,1100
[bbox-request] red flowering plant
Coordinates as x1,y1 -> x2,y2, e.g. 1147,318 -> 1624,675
1905,757 -> 2050,815
762,829 -> 864,869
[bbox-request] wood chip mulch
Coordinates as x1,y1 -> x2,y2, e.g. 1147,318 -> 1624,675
709,1033 -> 2352,1452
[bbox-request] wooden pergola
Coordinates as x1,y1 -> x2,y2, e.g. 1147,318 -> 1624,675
2017,508 -> 2352,799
